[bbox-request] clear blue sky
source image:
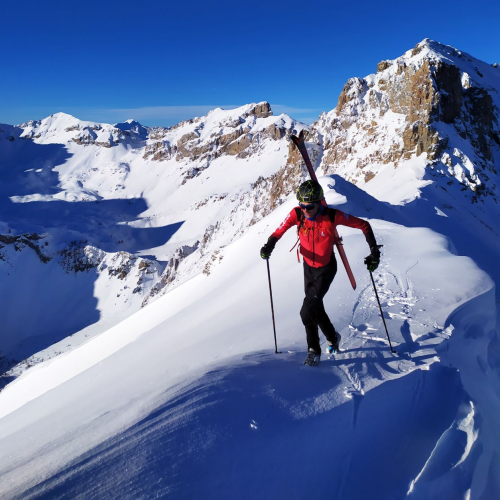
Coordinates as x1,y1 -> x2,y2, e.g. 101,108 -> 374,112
1,0 -> 499,127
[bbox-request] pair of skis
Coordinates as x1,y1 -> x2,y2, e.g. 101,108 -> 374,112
290,130 -> 357,290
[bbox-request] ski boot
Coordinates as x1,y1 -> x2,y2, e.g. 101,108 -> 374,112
326,331 -> 341,354
304,348 -> 321,366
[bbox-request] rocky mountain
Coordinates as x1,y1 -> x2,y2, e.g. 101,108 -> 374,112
1,39 -> 499,381
296,39 -> 498,201
314,39 -> 500,281
0,103 -> 305,374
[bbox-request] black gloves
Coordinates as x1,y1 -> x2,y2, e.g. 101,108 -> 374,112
260,236 -> 277,259
364,246 -> 381,272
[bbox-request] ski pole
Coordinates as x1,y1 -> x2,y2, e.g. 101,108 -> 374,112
369,271 -> 396,353
266,259 -> 281,354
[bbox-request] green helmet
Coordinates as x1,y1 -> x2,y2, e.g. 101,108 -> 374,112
296,180 -> 323,203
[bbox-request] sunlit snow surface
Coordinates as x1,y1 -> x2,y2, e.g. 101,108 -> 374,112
1,91 -> 500,497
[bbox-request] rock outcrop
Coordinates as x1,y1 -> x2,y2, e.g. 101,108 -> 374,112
314,39 -> 500,200
0,233 -> 51,264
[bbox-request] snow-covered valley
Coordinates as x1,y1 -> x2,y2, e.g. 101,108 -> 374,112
1,39 -> 500,499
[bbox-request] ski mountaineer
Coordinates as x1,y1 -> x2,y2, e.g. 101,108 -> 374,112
260,180 -> 381,367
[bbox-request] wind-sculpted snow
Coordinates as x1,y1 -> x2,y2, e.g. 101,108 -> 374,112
5,352 -> 466,500
0,177 -> 498,498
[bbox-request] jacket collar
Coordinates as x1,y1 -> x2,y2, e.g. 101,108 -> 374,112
305,204 -> 325,221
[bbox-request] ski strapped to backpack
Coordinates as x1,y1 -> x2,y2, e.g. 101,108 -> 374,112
290,130 -> 357,290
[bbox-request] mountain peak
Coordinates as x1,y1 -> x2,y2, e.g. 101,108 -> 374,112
114,120 -> 148,136
316,39 -> 500,207
374,39 -> 482,77
207,101 -> 273,120
50,112 -> 77,119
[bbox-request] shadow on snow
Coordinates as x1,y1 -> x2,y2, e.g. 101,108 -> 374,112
21,351 -> 465,500
0,131 -> 182,373
329,174 -> 500,299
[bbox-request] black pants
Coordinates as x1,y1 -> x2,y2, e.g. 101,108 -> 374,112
300,256 -> 338,353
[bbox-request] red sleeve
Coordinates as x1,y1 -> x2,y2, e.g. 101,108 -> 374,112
334,210 -> 370,232
270,208 -> 299,240
334,209 -> 377,248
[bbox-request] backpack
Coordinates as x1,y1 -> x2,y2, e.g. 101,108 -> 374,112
293,206 -> 336,230
290,206 -> 336,262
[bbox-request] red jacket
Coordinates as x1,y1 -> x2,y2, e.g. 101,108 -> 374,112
271,206 -> 375,268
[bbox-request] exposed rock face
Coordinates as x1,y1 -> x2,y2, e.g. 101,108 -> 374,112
463,87 -> 497,161
402,121 -> 448,160
70,126 -> 128,147
249,101 -> 273,118
142,243 -> 199,305
176,132 -> 201,159
0,233 -> 51,263
143,140 -> 175,161
377,61 -> 391,73
433,62 -> 463,123
314,39 -> 500,199
173,102 -> 279,165
56,242 -> 161,286
58,241 -> 102,273
336,77 -> 369,118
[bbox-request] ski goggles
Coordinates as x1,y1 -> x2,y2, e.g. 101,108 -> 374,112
299,203 -> 318,211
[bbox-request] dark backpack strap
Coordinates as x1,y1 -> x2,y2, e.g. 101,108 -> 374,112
327,206 -> 336,223
294,207 -> 302,223
290,207 -> 305,262
295,207 -> 305,233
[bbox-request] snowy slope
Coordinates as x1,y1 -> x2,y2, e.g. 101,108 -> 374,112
0,177 -> 498,499
1,40 -> 500,499
0,103 -> 304,371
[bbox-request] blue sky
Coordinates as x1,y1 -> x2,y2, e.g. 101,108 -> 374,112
2,0 -> 499,127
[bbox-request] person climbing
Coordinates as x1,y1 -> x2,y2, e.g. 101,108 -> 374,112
260,180 -> 381,366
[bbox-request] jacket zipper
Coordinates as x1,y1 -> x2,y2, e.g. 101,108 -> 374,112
312,221 -> 315,265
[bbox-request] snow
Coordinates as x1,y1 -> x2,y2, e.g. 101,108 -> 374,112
1,43 -> 500,498
361,154 -> 432,205
0,171 -> 497,498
